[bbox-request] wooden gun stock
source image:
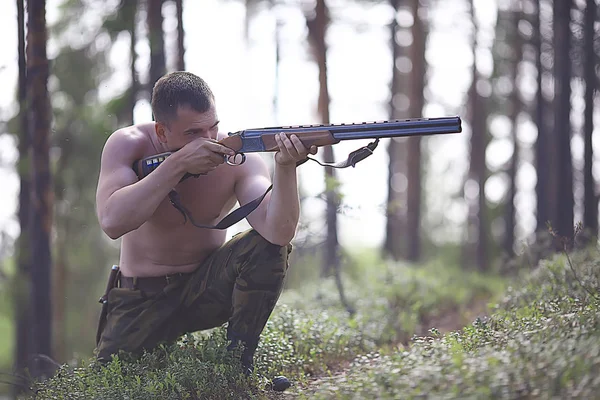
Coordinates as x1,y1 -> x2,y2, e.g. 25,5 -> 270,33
217,130 -> 339,152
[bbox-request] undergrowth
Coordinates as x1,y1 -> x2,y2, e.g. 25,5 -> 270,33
18,245 -> 600,399
291,247 -> 600,399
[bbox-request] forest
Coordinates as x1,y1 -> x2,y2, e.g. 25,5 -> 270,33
0,0 -> 598,398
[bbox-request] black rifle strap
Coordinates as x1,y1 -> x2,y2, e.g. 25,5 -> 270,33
297,138 -> 379,168
168,185 -> 273,230
167,139 -> 379,229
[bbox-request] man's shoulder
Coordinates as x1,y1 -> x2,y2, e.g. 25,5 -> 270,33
104,124 -> 154,154
108,123 -> 153,146
100,123 -> 156,167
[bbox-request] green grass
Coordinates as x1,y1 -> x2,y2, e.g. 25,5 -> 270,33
10,245 -> 600,399
21,249 -> 508,399
288,248 -> 600,399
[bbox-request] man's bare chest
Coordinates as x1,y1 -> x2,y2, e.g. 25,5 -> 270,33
150,169 -> 238,229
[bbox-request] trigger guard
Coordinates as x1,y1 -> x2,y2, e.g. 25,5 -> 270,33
226,153 -> 246,166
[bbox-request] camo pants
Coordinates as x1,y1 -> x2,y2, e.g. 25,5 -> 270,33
95,229 -> 292,362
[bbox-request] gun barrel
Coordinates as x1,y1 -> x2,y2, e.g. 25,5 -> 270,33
242,116 -> 462,141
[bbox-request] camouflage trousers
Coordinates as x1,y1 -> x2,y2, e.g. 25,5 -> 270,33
95,229 -> 292,362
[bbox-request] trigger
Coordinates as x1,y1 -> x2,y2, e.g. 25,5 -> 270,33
226,153 -> 246,166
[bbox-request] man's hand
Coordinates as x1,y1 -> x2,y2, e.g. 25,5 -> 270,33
274,133 -> 318,166
175,137 -> 236,175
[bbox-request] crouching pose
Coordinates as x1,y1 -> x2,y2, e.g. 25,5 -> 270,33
94,71 -> 316,391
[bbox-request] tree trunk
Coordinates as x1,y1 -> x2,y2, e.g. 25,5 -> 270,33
406,0 -> 426,262
306,0 -> 353,314
147,0 -> 166,97
13,0 -> 31,390
553,0 -> 573,243
175,0 -> 185,70
534,0 -> 550,234
129,0 -> 138,124
582,0 -> 597,237
27,0 -> 54,378
384,0 -> 408,261
306,0 -> 339,278
465,0 -> 489,271
505,2 -> 523,257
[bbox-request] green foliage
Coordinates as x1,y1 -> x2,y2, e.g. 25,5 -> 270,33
287,247 -> 600,399
282,248 -> 506,345
23,249 -> 506,399
27,304 -> 375,400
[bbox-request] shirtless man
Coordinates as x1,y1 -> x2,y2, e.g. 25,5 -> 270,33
94,71 -> 316,388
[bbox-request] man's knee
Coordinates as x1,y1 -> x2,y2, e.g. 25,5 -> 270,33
235,229 -> 293,260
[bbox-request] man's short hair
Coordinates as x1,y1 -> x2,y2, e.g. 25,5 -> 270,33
151,71 -> 214,125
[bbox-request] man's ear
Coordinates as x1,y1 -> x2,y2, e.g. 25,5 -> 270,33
155,122 -> 168,143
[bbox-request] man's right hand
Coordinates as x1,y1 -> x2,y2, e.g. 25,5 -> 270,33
175,137 -> 236,175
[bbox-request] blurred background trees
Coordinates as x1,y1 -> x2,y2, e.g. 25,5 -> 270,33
0,0 -> 598,395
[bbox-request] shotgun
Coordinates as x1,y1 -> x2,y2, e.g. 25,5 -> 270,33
133,116 -> 462,179
131,116 -> 462,230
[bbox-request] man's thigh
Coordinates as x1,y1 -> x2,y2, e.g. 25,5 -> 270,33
178,229 -> 290,333
96,287 -> 184,362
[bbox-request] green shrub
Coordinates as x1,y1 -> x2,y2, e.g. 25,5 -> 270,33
288,247 -> 600,399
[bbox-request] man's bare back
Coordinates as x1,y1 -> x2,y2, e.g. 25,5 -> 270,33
114,124 -> 240,277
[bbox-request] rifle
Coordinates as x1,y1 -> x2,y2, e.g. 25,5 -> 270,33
132,116 -> 462,230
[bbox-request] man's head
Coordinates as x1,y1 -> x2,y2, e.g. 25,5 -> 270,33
151,71 -> 219,149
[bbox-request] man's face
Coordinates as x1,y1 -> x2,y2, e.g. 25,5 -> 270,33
156,103 -> 220,150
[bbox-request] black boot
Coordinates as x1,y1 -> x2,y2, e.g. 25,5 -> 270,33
226,330 -> 291,392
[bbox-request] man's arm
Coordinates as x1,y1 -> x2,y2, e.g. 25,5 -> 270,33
234,154 -> 300,246
234,133 -> 315,246
95,129 -> 187,239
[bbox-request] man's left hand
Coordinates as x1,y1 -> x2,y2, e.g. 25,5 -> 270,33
274,133 -> 318,166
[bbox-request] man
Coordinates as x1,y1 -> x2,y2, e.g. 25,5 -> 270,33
94,71 -> 316,389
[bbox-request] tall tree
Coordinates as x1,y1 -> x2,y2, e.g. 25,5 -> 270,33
148,0 -> 166,97
553,0 -> 573,242
175,0 -> 185,70
130,0 -> 138,123
405,0 -> 427,262
504,1 -> 523,257
306,0 -> 353,314
306,0 -> 339,278
13,0 -> 31,387
465,0 -> 489,270
103,0 -> 139,125
582,0 -> 597,236
27,0 -> 54,378
533,0 -> 551,234
384,0 -> 408,261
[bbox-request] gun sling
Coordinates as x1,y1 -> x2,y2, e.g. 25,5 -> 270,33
163,139 -> 379,230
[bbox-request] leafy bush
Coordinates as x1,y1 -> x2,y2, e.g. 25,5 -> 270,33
288,248 -> 600,399
22,249 -> 508,399
26,303 -> 375,400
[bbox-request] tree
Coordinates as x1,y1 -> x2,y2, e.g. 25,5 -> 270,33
305,0 -> 353,315
405,0 -> 427,262
553,0 -> 573,242
176,0 -> 185,70
504,0 -> 523,257
533,0 -> 552,235
464,0 -> 489,270
13,0 -> 31,388
384,0 -> 409,261
582,0 -> 597,237
148,0 -> 166,98
306,0 -> 339,278
103,0 -> 139,125
27,0 -> 54,378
